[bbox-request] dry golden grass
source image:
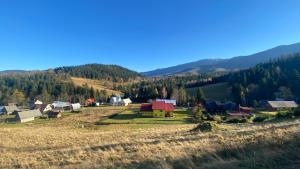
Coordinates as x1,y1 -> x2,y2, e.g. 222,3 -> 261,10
0,107 -> 300,169
71,77 -> 123,95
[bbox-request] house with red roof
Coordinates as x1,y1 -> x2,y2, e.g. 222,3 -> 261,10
140,101 -> 174,117
86,98 -> 96,106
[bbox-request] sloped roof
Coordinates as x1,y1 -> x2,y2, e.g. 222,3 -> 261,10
156,99 -> 176,105
140,104 -> 152,111
152,101 -> 174,112
164,103 -> 174,112
122,98 -> 132,104
52,101 -> 71,108
239,106 -> 253,112
3,105 -> 20,112
152,101 -> 165,110
267,101 -> 298,108
34,100 -> 43,105
140,101 -> 174,112
17,109 -> 42,120
86,98 -> 96,103
40,104 -> 52,112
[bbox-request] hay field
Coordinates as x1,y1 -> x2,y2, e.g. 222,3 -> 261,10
0,107 -> 300,169
71,77 -> 123,95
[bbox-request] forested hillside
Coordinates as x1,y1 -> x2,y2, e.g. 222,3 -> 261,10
0,73 -> 108,105
219,54 -> 300,106
54,64 -> 142,82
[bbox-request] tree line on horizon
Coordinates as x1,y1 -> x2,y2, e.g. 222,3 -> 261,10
0,54 -> 300,107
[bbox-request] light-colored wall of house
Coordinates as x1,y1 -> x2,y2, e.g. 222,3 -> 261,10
45,106 -> 52,112
20,117 -> 34,123
141,111 -> 153,117
153,110 -> 165,117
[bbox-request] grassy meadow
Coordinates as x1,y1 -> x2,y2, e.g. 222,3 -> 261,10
0,106 -> 300,169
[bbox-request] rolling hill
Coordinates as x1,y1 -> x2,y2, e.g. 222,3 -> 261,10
54,64 -> 143,82
143,42 -> 300,77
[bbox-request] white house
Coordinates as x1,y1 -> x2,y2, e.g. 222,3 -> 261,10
110,96 -> 122,106
121,98 -> 132,106
71,103 -> 81,111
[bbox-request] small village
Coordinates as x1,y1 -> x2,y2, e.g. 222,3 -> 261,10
0,93 -> 298,125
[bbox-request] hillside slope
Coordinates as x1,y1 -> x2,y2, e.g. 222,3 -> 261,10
144,42 -> 300,76
55,64 -> 142,82
219,53 -> 300,105
71,77 -> 123,95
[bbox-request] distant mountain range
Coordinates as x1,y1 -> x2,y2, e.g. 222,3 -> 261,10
143,42 -> 300,77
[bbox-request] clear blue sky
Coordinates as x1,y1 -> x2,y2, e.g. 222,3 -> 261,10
1,0 -> 300,72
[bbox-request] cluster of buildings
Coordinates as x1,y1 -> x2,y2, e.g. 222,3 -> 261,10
0,100 -> 82,123
205,100 -> 298,117
109,96 -> 132,106
0,95 -> 133,123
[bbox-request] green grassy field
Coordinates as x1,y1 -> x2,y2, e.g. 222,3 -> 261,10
99,108 -> 192,125
187,82 -> 231,101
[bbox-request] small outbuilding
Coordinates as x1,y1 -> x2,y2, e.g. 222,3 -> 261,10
52,101 -> 72,112
16,109 -> 42,123
266,101 -> 298,111
121,98 -> 132,106
71,103 -> 81,111
1,105 -> 20,115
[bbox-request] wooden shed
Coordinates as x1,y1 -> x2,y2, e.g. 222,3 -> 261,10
1,105 -> 20,115
16,110 -> 42,123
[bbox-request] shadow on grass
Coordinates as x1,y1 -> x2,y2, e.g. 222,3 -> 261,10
0,115 -> 17,123
121,135 -> 300,169
111,113 -> 138,120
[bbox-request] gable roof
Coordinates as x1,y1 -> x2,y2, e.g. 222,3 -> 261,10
152,101 -> 166,110
140,104 -> 152,111
152,101 -> 174,112
164,103 -> 174,112
122,98 -> 132,104
40,104 -> 52,112
3,105 -> 20,113
52,101 -> 71,108
34,100 -> 43,105
17,109 -> 42,120
140,101 -> 175,112
267,101 -> 298,108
